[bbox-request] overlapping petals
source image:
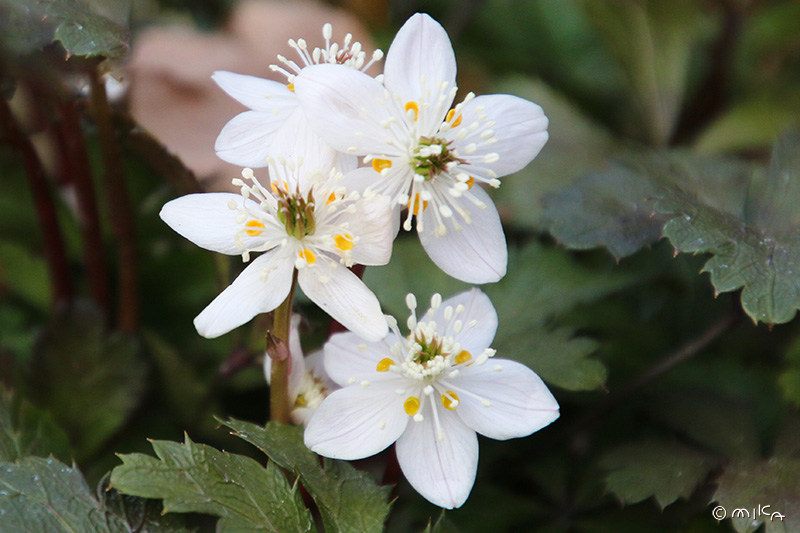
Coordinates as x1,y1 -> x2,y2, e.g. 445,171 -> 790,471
304,289 -> 559,508
294,13 -> 549,284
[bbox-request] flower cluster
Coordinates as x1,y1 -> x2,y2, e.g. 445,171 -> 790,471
160,12 -> 557,509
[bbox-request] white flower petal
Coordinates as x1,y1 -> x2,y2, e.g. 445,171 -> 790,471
267,107 -> 355,181
452,94 -> 549,177
454,359 -> 559,440
383,13 -> 457,125
418,186 -> 507,283
429,289 -> 497,354
324,331 -> 403,387
160,192 -> 261,255
194,247 -> 295,338
211,71 -> 295,112
215,110 -> 293,167
349,195 -> 394,266
294,64 -> 401,155
298,258 -> 388,341
305,349 -> 337,392
304,382 -> 408,460
396,408 -> 478,509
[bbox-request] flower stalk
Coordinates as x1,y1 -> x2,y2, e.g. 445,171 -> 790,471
268,269 -> 298,424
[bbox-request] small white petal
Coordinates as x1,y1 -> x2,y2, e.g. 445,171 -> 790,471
456,359 -> 559,440
212,71 -> 295,112
452,94 -> 548,177
396,409 -> 478,509
215,110 -> 289,168
304,383 -> 408,459
418,187 -> 507,283
160,193 -> 263,255
194,247 -> 295,338
324,331 -> 403,387
430,289 -> 498,354
299,258 -> 388,342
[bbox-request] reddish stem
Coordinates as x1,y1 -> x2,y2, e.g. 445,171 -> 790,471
0,97 -> 73,308
88,67 -> 139,332
55,99 -> 110,316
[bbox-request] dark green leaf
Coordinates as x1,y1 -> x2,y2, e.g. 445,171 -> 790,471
0,387 -> 70,463
601,439 -> 718,508
30,303 -> 147,459
713,422 -> 800,533
98,475 -> 196,533
223,419 -> 392,533
659,131 -> 800,324
46,0 -> 130,59
0,456 -> 130,532
541,163 -> 664,258
110,435 -> 313,532
0,241 -> 51,311
0,0 -> 55,55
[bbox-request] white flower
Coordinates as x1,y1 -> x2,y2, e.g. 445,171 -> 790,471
294,13 -> 549,284
159,147 -> 394,342
304,289 -> 559,509
264,315 -> 338,425
213,23 -> 384,169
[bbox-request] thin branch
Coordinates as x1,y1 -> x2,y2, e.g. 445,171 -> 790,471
0,97 -> 73,308
55,98 -> 110,316
565,310 -> 739,438
88,66 -> 139,332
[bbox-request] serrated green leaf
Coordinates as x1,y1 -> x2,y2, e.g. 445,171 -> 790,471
30,303 -> 147,460
659,131 -> 800,324
0,0 -> 55,55
223,419 -> 391,533
601,439 -> 718,508
713,436 -> 800,533
46,0 -> 130,58
541,163 -> 665,258
0,456 -> 131,532
97,475 -> 196,533
542,151 -> 753,259
0,387 -> 70,463
110,435 -> 313,532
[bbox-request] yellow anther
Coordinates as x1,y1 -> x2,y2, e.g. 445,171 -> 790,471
287,83 -> 295,92
372,158 -> 392,173
404,396 -> 420,416
405,101 -> 419,121
445,109 -> 462,127
298,249 -> 317,265
455,350 -> 472,365
245,220 -> 265,236
326,191 -> 340,204
334,233 -> 354,251
407,193 -> 428,215
270,180 -> 289,195
441,391 -> 460,411
466,177 -> 475,189
376,358 -> 394,372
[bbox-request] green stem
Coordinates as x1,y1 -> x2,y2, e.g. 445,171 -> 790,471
268,270 -> 298,424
